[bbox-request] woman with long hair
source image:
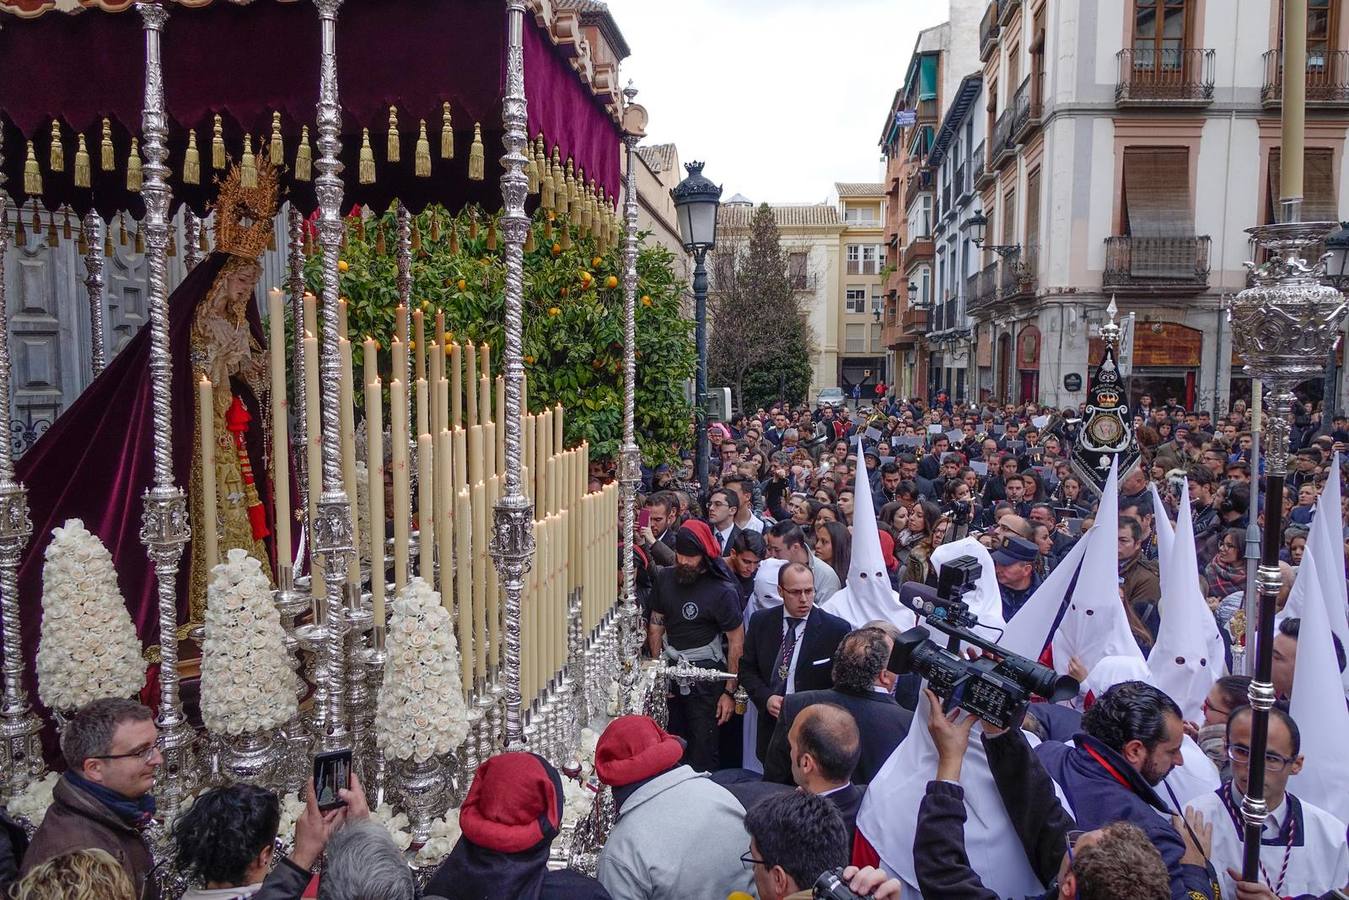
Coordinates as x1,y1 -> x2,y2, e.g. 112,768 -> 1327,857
814,520 -> 852,584
14,850 -> 134,900
1055,474 -> 1092,517
878,500 -> 909,536
902,500 -> 944,585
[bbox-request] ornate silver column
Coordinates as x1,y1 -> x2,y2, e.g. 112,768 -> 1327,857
287,206 -> 309,518
82,213 -> 107,378
0,138 -> 44,804
491,0 -> 536,751
136,0 -> 195,822
617,86 -> 646,714
311,0 -> 353,754
1228,220 -> 1346,877
182,209 -> 203,271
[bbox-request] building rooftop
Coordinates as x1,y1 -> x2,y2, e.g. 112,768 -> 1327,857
555,0 -> 632,59
835,182 -> 886,198
718,203 -> 843,228
637,143 -> 678,175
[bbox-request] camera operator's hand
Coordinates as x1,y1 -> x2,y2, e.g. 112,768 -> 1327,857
840,865 -> 903,899
925,688 -> 976,782
766,694 -> 784,718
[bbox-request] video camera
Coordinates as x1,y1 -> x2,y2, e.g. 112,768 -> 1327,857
890,555 -> 1078,730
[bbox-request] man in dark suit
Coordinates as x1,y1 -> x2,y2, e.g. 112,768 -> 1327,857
706,487 -> 742,557
762,626 -> 913,785
739,562 -> 851,763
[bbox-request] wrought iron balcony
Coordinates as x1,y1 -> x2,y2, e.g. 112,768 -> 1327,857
972,140 -> 988,189
1009,76 -> 1041,142
1262,49 -> 1349,106
979,1 -> 1000,62
1116,48 -> 1215,104
997,0 -> 1021,26
969,261 -> 1001,310
991,109 -> 1014,168
1103,235 -> 1211,293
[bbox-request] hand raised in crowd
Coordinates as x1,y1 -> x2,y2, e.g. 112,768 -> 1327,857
840,865 -> 904,899
1067,655 -> 1088,685
339,770 -> 371,821
924,687 -> 976,782
1176,807 -> 1212,867
291,780 -> 346,871
639,524 -> 655,546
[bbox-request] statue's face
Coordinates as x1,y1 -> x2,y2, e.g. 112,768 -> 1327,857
224,262 -> 262,304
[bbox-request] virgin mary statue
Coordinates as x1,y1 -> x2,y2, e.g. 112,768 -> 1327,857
16,159 -> 287,709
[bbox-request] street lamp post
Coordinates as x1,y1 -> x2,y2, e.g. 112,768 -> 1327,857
965,211 -> 1020,258
671,162 -> 723,495
1320,223 -> 1349,433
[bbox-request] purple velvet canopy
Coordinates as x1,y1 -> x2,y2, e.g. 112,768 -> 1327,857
0,0 -> 623,218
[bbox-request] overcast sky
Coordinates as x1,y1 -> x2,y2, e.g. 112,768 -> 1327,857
603,0 -> 950,205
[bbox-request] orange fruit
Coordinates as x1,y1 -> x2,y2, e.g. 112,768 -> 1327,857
551,243 -> 562,256
337,260 -> 349,273
641,295 -> 653,307
606,275 -> 619,289
525,355 -> 536,364
547,307 -> 561,317
592,256 -> 603,268
456,279 -> 467,292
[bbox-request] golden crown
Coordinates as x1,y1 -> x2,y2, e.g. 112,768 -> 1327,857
213,154 -> 280,260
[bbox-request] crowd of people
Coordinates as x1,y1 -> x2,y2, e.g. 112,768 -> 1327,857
3,391 -> 1349,900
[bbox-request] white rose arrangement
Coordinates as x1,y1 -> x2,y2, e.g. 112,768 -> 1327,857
414,813 -> 462,865
375,578 -> 470,762
200,549 -> 297,736
37,519 -> 145,712
273,790 -> 460,864
7,772 -> 59,828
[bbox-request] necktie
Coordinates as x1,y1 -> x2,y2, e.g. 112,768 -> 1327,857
715,530 -> 725,551
775,618 -> 803,692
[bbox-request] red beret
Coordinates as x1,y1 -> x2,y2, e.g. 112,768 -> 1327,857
459,752 -> 561,854
594,715 -> 684,787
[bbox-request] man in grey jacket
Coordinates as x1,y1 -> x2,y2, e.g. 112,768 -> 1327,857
594,715 -> 754,900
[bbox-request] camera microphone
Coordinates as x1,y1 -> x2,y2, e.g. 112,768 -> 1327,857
898,581 -> 938,616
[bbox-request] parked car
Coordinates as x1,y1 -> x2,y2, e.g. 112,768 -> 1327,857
816,387 -> 845,408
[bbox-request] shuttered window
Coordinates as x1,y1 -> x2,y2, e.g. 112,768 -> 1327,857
1268,148 -> 1337,223
1122,147 -> 1192,236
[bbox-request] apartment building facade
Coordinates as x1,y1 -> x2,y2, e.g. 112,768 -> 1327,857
834,183 -> 890,395
969,0 -> 1349,412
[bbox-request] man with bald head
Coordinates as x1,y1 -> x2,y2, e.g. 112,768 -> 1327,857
788,703 -> 865,838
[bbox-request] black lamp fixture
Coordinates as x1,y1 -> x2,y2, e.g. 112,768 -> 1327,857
965,210 -> 1020,259
670,162 -> 723,493
1324,221 -> 1349,291
907,279 -> 929,311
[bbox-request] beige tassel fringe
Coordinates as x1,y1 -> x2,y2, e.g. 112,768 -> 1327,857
468,123 -> 485,181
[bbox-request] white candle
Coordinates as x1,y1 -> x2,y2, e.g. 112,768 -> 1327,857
303,333 -> 323,597
450,341 -> 463,429
199,376 -> 219,573
418,432 -> 435,581
365,373 -> 385,626
390,379 -> 410,592
267,289 -> 292,578
465,340 -> 478,427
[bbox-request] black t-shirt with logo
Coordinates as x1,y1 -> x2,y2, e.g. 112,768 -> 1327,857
650,565 -> 742,651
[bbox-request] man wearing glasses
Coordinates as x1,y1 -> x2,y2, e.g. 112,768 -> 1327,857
1184,705 -> 1349,900
22,697 -> 162,898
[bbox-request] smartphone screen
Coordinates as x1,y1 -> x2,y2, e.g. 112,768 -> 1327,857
638,508 -> 651,530
1066,518 -> 1085,536
313,749 -> 352,812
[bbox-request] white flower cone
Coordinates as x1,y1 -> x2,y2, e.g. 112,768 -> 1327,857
37,518 -> 145,712
375,577 -> 471,761
200,548 -> 297,736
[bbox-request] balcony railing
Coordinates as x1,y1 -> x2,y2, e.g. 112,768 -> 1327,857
969,261 -> 1001,310
979,1 -> 1000,61
788,272 -> 818,291
991,109 -> 1014,167
1103,235 -> 1211,292
954,163 -> 967,199
941,183 -> 951,219
972,141 -> 987,188
1262,49 -> 1349,105
1116,48 -> 1215,103
902,235 -> 934,265
903,168 -> 930,209
1009,76 -> 1041,141
997,0 -> 1021,26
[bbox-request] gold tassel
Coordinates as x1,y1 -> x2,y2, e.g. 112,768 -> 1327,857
567,160 -> 579,208
46,212 -> 58,248
556,156 -> 571,217
524,228 -> 536,253
134,227 -> 144,255
527,148 -> 539,194
167,230 -> 177,257
296,126 -> 313,182
441,102 -> 454,159
23,142 -> 41,196
387,107 -> 400,163
544,218 -> 553,241
469,213 -> 479,242
199,227 -> 209,253
359,128 -> 375,184
559,223 -> 572,251
127,138 -> 143,192
356,215 -> 366,241
269,112 -> 284,164
212,114 -> 225,170
184,129 -> 201,184
77,221 -> 88,256
430,211 -> 441,242
376,226 -> 387,256
487,220 -> 497,251
31,208 -> 40,238
449,228 -> 460,256
101,119 -> 115,171
541,157 -> 555,211
74,135 -> 91,188
241,135 -> 257,188
468,123 -> 485,181
415,120 -> 431,178
62,208 -> 72,240
49,121 -> 64,173
411,221 -> 422,252
119,212 -> 128,246
104,230 -> 114,257
14,214 -> 26,248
